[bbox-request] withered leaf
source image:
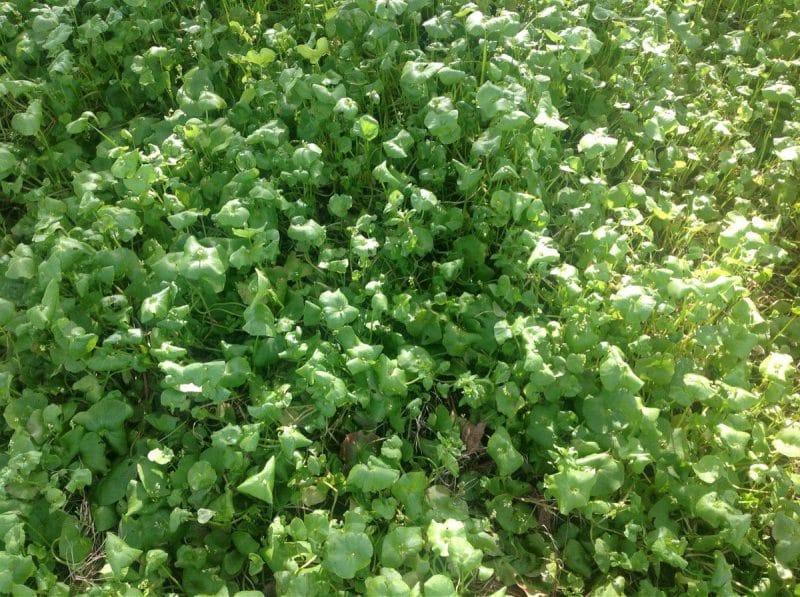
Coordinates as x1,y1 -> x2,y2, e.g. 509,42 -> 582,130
460,421 -> 486,455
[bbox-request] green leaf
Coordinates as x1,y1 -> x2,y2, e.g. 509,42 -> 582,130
599,346 -> 644,393
759,353 -> 794,383
672,373 -> 716,406
244,48 -> 276,66
400,60 -> 444,99
358,115 -> 380,141
534,93 -> 568,131
647,527 -> 688,569
323,531 -> 373,579
328,193 -> 353,217
576,453 -> 624,497
427,519 -> 483,574
320,289 -> 358,329
0,298 -> 13,326
773,425 -> 800,458
177,67 -> 227,114
28,279 -> 60,329
247,119 -> 289,146
110,151 -> 139,179
296,38 -> 329,64
578,129 -> 618,159
365,568 -> 411,597
73,398 -> 133,431
140,284 -> 176,324
0,144 -> 18,179
181,236 -> 227,292
547,466 -> 596,514
762,82 -> 796,104
288,217 -> 326,246
476,82 -> 509,120
213,199 -> 250,228
423,575 -> 457,597
59,519 -> 93,565
383,129 -> 414,159
611,285 -> 656,322
95,459 -> 137,506
694,491 -> 746,530
424,96 -> 460,144
105,533 -> 142,578
11,100 -> 43,137
381,526 -> 423,568
348,457 -> 400,493
635,353 -> 675,386
775,142 -> 800,162
392,472 -> 427,519
693,455 -> 725,483
237,456 -> 276,504
773,513 -> 800,565
487,427 -> 524,476
187,460 -> 217,491
376,0 -> 408,18
243,302 -> 275,336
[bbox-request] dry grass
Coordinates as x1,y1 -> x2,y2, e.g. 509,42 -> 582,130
64,495 -> 106,590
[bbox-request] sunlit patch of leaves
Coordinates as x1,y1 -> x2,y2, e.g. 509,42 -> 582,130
0,0 -> 798,595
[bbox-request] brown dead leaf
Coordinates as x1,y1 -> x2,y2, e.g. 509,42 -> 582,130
340,431 -> 378,469
460,420 -> 486,455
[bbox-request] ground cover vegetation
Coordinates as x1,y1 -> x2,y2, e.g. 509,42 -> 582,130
0,0 -> 799,594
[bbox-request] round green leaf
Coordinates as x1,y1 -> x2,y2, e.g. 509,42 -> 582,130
773,425 -> 800,458
187,461 -> 217,492
423,575 -> 457,597
323,531 -> 373,579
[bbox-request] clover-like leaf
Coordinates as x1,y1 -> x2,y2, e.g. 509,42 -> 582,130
476,82 -> 510,120
376,0 -> 408,18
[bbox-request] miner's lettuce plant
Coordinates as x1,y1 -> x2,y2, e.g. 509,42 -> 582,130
0,0 -> 799,595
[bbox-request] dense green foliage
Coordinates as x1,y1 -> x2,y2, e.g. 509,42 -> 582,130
1,0 -> 799,595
